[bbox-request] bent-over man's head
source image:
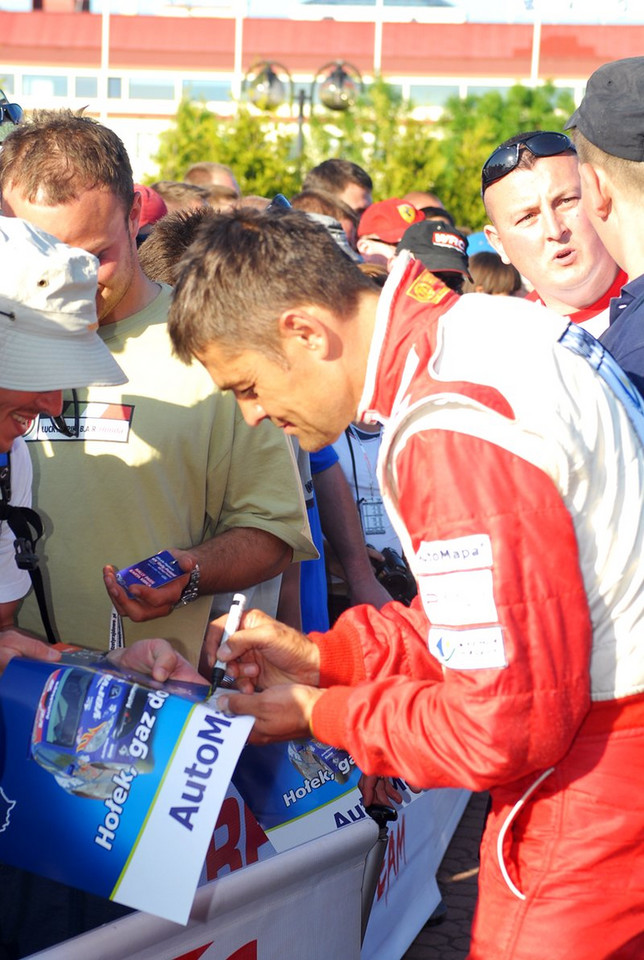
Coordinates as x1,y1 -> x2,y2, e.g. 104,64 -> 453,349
482,130 -> 618,314
168,207 -> 379,451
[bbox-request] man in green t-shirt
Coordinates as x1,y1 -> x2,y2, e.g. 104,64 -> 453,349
0,110 -> 313,667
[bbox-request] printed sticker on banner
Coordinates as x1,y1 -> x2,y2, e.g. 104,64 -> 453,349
416,534 -> 493,574
428,625 -> 507,670
419,568 -> 498,626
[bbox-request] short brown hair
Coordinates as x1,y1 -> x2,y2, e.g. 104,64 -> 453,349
183,161 -> 240,194
0,109 -> 134,212
168,207 -> 375,363
139,207 -> 219,285
303,159 -> 372,196
569,128 -> 644,199
291,189 -> 359,231
150,180 -> 208,210
463,252 -> 523,296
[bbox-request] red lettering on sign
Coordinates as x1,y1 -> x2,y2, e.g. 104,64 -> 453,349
174,943 -> 213,960
376,815 -> 407,904
205,797 -> 270,881
227,942 -> 258,960
243,801 -> 269,866
206,796 -> 243,878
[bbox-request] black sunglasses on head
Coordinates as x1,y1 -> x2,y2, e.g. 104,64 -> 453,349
481,132 -> 576,194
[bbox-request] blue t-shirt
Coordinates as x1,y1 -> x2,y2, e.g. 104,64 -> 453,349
601,272 -> 644,399
299,446 -> 339,633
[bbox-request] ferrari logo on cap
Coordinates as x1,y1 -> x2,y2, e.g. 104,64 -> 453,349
397,203 -> 418,224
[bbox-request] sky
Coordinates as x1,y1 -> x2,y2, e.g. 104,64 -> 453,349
1,0 -> 643,20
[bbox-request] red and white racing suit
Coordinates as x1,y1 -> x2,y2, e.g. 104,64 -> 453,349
309,256 -> 644,959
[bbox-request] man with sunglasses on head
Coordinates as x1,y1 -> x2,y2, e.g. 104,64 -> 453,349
482,130 -> 625,337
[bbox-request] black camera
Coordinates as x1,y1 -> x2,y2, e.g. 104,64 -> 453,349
370,547 -> 417,605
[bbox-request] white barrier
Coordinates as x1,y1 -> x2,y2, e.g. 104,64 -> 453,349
363,787 -> 470,960
29,816 -> 378,960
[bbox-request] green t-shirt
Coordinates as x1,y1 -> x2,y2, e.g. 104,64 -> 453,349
20,286 -> 313,663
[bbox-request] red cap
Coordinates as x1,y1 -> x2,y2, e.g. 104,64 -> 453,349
135,184 -> 167,229
357,198 -> 425,243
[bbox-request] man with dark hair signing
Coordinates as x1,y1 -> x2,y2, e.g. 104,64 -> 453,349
168,206 -> 644,960
482,130 -> 625,337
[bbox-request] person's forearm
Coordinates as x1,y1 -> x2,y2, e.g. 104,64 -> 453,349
0,599 -> 20,632
314,463 -> 390,607
189,528 -> 292,594
314,464 -> 372,580
276,562 -> 302,630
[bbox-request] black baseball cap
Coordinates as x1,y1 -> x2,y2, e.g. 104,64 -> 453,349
397,221 -> 472,280
565,56 -> 644,161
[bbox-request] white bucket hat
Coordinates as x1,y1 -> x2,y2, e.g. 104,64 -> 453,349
0,217 -> 127,391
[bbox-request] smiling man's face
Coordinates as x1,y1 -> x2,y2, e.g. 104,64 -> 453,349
484,153 -> 617,313
0,388 -> 62,452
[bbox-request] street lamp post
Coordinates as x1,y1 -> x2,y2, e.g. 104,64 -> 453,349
244,59 -> 363,162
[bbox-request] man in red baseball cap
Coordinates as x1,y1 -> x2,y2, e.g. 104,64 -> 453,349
134,183 -> 167,246
357,197 -> 424,266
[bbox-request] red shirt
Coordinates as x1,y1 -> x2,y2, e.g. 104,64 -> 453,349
526,268 -> 628,324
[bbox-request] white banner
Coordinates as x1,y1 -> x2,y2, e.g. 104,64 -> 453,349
362,787 -> 470,960
29,817 -> 378,960
115,709 -> 253,923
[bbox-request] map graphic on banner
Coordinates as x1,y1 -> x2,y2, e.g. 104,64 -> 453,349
0,650 -> 253,924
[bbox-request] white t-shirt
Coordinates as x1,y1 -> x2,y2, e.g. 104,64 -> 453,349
0,437 -> 32,603
332,425 -> 402,556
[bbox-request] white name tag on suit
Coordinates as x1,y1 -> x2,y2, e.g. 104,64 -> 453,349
416,534 -> 507,670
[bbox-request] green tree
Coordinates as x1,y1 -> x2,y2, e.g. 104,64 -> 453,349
152,81 -> 575,226
306,76 -> 443,199
152,99 -> 301,197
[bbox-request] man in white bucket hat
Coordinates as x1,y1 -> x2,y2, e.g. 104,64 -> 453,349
0,216 -> 125,671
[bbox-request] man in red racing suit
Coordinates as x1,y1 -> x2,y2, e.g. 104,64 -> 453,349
169,211 -> 644,960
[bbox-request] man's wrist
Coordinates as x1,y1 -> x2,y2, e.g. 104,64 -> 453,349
178,564 -> 200,605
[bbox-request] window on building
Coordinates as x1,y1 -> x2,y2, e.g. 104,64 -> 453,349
75,76 -> 98,99
466,85 -> 507,98
128,79 -> 175,100
108,77 -> 122,99
0,75 -> 14,96
363,81 -> 403,102
409,84 -> 459,106
555,86 -> 576,103
182,79 -> 232,102
23,75 -> 68,98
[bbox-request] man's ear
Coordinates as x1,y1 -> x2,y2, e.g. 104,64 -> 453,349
129,190 -> 143,239
277,307 -> 329,356
579,162 -> 611,221
483,223 -> 510,264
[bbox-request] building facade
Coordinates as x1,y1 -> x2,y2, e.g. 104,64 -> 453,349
1,9 -> 642,177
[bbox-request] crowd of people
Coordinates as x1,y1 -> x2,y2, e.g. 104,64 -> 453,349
0,54 -> 643,959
